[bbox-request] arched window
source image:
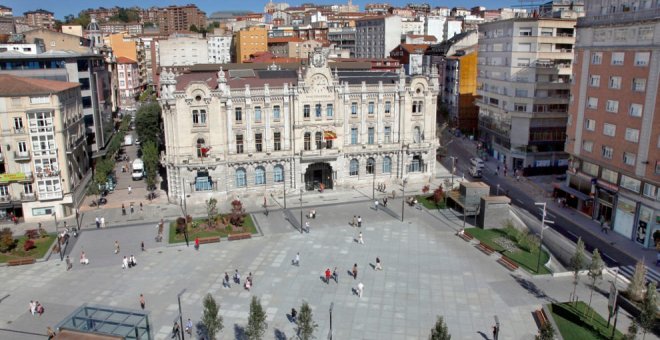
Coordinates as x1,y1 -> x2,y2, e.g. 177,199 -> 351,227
350,159 -> 359,176
413,126 -> 421,143
197,138 -> 209,158
304,132 -> 311,151
315,132 -> 323,149
366,157 -> 375,174
274,165 -> 284,183
255,166 -> 266,185
383,156 -> 392,173
235,168 -> 247,187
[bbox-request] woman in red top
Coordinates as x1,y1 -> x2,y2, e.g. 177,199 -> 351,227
325,268 -> 331,284
194,237 -> 199,250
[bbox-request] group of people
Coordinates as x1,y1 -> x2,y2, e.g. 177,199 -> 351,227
323,267 -> 338,284
29,300 -> 44,316
351,215 -> 363,228
223,270 -> 253,291
122,255 -> 137,269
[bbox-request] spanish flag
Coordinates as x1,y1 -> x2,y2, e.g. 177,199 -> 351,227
323,131 -> 337,140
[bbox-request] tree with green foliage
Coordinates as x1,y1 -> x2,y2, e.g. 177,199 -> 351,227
296,301 -> 317,340
138,87 -> 156,103
201,293 -> 223,340
623,321 -> 639,340
535,322 -> 555,340
570,237 -> 586,304
627,260 -> 647,302
206,198 -> 218,227
587,248 -> 604,315
245,296 -> 267,340
190,24 -> 199,32
135,102 -> 161,146
0,227 -> 14,252
640,281 -> 657,340
141,141 -> 159,195
429,315 -> 451,340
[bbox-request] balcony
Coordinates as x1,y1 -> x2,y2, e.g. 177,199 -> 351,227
35,169 -> 60,179
13,151 -> 31,161
18,172 -> 33,183
13,127 -> 26,135
300,148 -> 340,161
20,192 -> 36,202
38,190 -> 63,201
0,195 -> 12,203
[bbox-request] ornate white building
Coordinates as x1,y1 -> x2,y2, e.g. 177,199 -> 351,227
159,49 -> 439,204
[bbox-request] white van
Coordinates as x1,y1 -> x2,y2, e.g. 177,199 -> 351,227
470,157 -> 485,169
469,165 -> 482,178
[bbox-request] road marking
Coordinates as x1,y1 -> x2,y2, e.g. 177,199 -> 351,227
547,213 -> 556,219
516,199 -> 524,204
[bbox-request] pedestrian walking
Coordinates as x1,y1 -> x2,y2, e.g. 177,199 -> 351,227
333,267 -> 338,283
292,252 -> 300,266
496,165 -> 500,176
172,321 -> 180,339
600,216 -> 606,232
141,241 -> 145,252
128,186 -> 132,194
358,232 -> 364,244
357,216 -> 362,228
30,301 -> 36,316
129,255 -> 137,267
603,220 -> 610,234
114,240 -> 120,254
325,268 -> 331,284
375,256 -> 382,270
185,318 -> 193,336
305,221 -> 310,233
139,202 -> 143,212
223,272 -> 231,287
357,282 -> 364,298
492,324 -> 499,340
234,269 -> 241,284
374,200 -> 379,211
139,294 -> 145,310
352,263 -> 358,280
383,197 -> 388,207
291,308 -> 298,323
352,215 -> 357,227
122,204 -> 126,215
122,256 -> 128,269
130,203 -> 134,214
311,209 -> 316,219
95,217 -> 100,229
65,256 -> 72,271
194,237 -> 199,250
100,217 -> 106,229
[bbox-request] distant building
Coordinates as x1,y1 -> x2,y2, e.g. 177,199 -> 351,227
23,28 -> 92,53
61,25 -> 84,38
389,44 -> 428,75
0,5 -> 13,17
159,34 -> 209,67
0,43 -> 42,54
327,27 -> 356,57
23,9 -> 55,30
99,22 -> 143,36
117,57 -> 140,111
141,5 -> 206,35
355,16 -> 401,59
208,34 -> 232,64
444,19 -> 462,41
235,26 -> 268,63
405,34 -> 437,45
425,16 -> 446,42
0,75 -> 90,222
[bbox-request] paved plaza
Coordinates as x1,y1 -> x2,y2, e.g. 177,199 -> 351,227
0,197 -> 644,340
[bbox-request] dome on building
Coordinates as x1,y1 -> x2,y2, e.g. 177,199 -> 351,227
87,17 -> 100,32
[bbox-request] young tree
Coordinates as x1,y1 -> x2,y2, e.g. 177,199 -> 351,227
141,141 -> 159,197
627,260 -> 647,302
135,102 -> 161,146
206,198 -> 218,227
623,321 -> 639,340
587,248 -> 604,315
245,296 -> 267,340
432,187 -> 444,207
201,293 -> 223,340
640,282 -> 657,340
570,237 -> 586,304
535,322 -> 555,340
296,301 -> 318,340
429,315 -> 451,340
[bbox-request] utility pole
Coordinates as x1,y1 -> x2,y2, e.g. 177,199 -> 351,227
401,178 -> 407,222
299,188 -> 304,233
177,288 -> 187,340
535,202 -> 553,273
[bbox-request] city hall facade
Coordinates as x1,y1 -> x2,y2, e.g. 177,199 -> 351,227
159,51 -> 439,204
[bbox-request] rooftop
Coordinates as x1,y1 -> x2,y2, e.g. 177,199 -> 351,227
116,57 -> 137,64
0,74 -> 79,96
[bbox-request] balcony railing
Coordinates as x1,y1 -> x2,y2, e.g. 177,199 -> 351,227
38,190 -> 63,200
35,169 -> 60,178
19,172 -> 33,182
20,192 -> 36,201
13,151 -> 31,161
0,195 -> 12,203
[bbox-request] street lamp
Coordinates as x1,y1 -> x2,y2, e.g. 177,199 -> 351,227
299,188 -> 304,234
52,212 -> 63,261
450,156 -> 457,188
372,166 -> 376,200
496,184 -> 500,196
177,288 -> 187,340
283,172 -> 287,209
535,202 -> 553,273
401,178 -> 407,222
329,302 -> 334,340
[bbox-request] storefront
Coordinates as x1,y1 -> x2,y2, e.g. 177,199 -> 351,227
553,183 -> 593,216
636,205 -> 654,247
613,196 -> 636,239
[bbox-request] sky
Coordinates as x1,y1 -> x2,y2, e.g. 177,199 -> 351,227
5,0 -> 517,19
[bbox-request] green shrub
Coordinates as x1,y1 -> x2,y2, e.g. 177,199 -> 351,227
0,228 -> 14,252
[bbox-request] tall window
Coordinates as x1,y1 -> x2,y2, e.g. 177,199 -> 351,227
254,106 -> 262,122
411,155 -> 421,172
385,101 -> 391,114
274,165 -> 284,183
304,132 -> 311,150
315,104 -> 322,118
326,104 -> 333,117
255,166 -> 266,185
273,105 -> 281,120
383,156 -> 392,173
368,102 -> 375,115
303,105 -> 310,118
609,76 -> 622,89
196,138 -> 209,158
273,132 -> 281,151
235,168 -> 246,187
192,109 -> 207,126
350,159 -> 359,176
601,146 -> 613,159
351,102 -> 357,115
315,132 -> 322,149
366,158 -> 375,174
413,127 -> 421,143
367,127 -> 375,144
351,128 -> 358,144
384,126 -> 391,143
13,117 -> 23,131
236,134 -> 244,154
255,133 -> 263,152
235,108 -> 243,122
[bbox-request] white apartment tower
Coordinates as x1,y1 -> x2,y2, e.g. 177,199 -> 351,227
355,16 -> 402,59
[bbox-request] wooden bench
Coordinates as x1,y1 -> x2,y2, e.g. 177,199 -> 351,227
197,236 -> 220,244
534,309 -> 548,328
458,231 -> 474,242
497,255 -> 519,271
7,258 -> 35,266
227,233 -> 252,241
475,242 -> 495,255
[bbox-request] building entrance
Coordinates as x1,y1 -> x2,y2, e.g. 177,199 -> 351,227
304,163 -> 333,191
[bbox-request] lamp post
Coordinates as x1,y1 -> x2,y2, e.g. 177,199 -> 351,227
401,178 -> 407,222
177,288 -> 187,340
283,172 -> 287,209
372,166 -> 376,200
329,302 -> 334,340
450,156 -> 456,187
53,212 -> 63,261
535,202 -> 553,273
299,188 -> 304,234
496,184 -> 500,196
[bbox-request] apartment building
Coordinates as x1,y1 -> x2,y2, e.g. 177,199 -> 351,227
142,5 -> 207,35
23,9 -> 55,30
0,75 -> 90,222
158,34 -> 209,67
116,57 -> 140,111
476,17 -> 578,173
564,0 -> 660,248
208,34 -> 232,64
235,26 -> 268,63
355,16 -> 402,59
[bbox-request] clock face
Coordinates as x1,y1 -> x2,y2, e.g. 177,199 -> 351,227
311,74 -> 328,87
312,53 -> 325,67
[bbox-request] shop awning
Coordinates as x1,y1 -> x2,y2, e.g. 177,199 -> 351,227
554,183 -> 593,201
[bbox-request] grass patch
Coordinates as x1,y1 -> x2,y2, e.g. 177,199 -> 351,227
415,195 -> 447,210
0,234 -> 56,263
549,301 -> 623,340
168,214 -> 257,244
465,227 -> 551,275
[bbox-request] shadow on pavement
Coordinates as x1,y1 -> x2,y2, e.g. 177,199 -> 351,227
511,274 -> 556,303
